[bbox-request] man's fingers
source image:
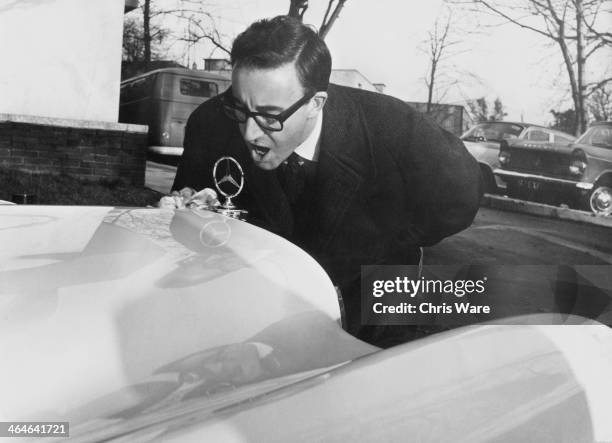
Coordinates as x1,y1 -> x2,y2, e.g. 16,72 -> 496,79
187,188 -> 220,206
158,195 -> 184,209
159,188 -> 218,209
179,187 -> 196,200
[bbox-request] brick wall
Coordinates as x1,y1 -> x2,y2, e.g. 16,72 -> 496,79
0,114 -> 148,186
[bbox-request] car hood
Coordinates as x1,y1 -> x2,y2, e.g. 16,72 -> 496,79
69,318 -> 612,443
2,206 -> 612,442
569,142 -> 612,159
462,140 -> 501,163
0,206 -> 350,422
505,140 -> 575,154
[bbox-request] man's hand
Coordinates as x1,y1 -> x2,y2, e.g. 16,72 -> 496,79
158,187 -> 220,209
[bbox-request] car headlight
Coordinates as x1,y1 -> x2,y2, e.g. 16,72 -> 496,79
498,151 -> 510,165
569,160 -> 586,175
569,149 -> 587,176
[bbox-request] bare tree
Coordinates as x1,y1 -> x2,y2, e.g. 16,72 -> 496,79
176,0 -> 350,60
177,12 -> 232,57
166,1 -> 231,57
124,0 -> 174,68
144,0 -> 151,68
123,17 -> 145,63
125,0 -> 351,73
129,0 -> 232,66
142,0 -> 173,68
448,0 -> 612,135
288,0 -> 309,19
421,9 -> 462,113
123,9 -> 170,64
288,0 -> 348,39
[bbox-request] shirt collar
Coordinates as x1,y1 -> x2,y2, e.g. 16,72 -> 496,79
294,110 -> 323,162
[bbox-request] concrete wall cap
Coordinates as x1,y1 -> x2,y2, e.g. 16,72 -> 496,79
0,113 -> 148,134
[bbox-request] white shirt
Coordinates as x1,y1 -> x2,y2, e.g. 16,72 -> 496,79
293,110 -> 323,162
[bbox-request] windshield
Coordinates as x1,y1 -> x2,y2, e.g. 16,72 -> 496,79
576,125 -> 612,149
461,123 -> 525,143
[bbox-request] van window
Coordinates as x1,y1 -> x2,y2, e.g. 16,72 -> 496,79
179,79 -> 218,98
121,75 -> 155,104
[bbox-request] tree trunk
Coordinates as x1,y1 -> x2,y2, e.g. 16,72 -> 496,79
319,0 -> 347,40
575,0 -> 586,134
143,0 -> 151,70
556,22 -> 581,136
427,62 -> 436,114
288,0 -> 308,19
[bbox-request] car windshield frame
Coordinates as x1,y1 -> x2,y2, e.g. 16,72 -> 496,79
576,125 -> 612,149
461,122 -> 526,143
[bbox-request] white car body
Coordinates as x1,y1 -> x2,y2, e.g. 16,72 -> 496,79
1,206 -> 611,442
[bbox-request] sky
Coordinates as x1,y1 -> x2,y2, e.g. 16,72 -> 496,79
152,0 -> 612,126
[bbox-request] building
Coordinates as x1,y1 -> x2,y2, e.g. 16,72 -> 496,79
0,0 -> 148,187
329,69 -> 385,93
125,0 -> 138,12
405,102 -> 473,136
201,60 -> 386,94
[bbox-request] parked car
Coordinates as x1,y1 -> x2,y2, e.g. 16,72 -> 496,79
495,121 -> 612,215
461,122 -> 576,194
2,205 -> 612,441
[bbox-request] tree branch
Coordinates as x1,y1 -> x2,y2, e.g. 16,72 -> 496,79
470,0 -> 557,39
585,77 -> 612,96
320,0 -> 334,29
288,0 -> 309,19
319,0 -> 347,40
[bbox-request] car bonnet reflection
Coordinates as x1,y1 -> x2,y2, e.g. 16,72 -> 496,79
0,206 -> 342,422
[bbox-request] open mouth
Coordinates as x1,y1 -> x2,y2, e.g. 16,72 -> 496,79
250,144 -> 270,157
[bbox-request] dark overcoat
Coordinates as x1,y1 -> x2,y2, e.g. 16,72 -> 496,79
173,84 -> 483,336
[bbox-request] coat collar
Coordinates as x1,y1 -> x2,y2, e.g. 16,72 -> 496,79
240,85 -> 375,248
310,85 -> 374,250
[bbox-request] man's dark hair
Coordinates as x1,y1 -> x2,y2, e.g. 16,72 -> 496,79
231,15 -> 332,92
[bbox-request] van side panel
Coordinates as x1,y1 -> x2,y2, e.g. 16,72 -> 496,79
118,74 -> 156,126
119,69 -> 230,150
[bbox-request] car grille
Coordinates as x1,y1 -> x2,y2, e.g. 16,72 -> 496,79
506,148 -> 574,179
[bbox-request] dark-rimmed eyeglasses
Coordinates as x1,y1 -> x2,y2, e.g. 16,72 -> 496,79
221,87 -> 316,132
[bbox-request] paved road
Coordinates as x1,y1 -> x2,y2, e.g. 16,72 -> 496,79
425,207 -> 612,325
427,206 -> 612,265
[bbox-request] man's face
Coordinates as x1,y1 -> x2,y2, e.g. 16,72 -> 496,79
231,63 -> 323,170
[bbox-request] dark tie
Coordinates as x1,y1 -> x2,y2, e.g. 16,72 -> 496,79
278,152 -> 310,204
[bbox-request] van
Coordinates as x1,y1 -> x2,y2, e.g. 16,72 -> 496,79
119,68 -> 231,156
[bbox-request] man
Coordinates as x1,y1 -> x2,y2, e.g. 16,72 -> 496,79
172,15 -> 482,345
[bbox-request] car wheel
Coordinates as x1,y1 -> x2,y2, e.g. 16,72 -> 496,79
589,185 -> 612,215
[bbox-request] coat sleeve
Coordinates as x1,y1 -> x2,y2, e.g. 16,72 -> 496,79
398,112 -> 483,246
172,106 -> 216,192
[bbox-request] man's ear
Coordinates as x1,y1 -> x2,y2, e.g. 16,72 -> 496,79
307,92 -> 327,118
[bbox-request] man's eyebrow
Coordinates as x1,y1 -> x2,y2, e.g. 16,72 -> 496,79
254,105 -> 283,113
230,96 -> 283,113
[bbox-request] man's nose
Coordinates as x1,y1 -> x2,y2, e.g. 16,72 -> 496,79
243,116 -> 264,141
